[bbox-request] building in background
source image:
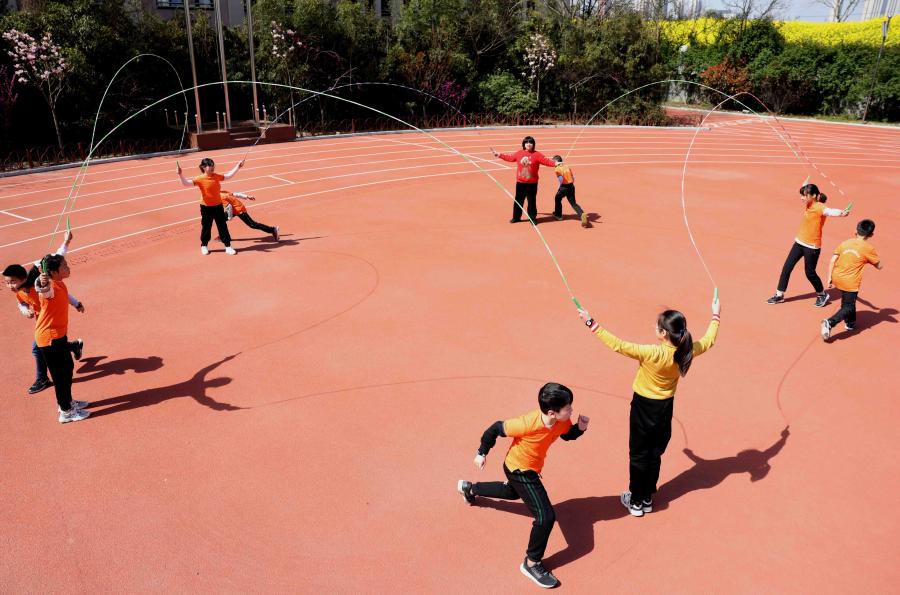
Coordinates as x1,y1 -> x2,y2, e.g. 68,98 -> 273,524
862,0 -> 898,19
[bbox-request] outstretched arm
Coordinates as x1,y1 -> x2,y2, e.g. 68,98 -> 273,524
176,162 -> 193,188
222,160 -> 245,180
537,154 -> 557,167
577,307 -> 655,362
492,147 -> 516,162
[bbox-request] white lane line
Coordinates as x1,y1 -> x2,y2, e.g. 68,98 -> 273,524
0,165 -> 509,250
0,157 -> 517,230
269,175 -> 293,184
61,166 -> 510,254
0,209 -> 32,221
7,124 -> 893,198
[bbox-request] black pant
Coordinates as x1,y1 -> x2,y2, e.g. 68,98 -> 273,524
629,393 -> 674,503
512,182 -> 539,222
553,184 -> 583,217
827,290 -> 858,327
472,464 -> 556,562
200,204 -> 231,247
777,242 -> 823,293
39,336 -> 74,411
238,212 -> 275,235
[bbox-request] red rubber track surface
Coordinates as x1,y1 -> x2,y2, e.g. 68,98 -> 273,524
2,114 -> 899,592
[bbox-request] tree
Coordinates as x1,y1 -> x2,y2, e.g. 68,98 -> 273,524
813,0 -> 863,22
3,28 -> 70,148
522,32 -> 556,105
0,64 -> 18,132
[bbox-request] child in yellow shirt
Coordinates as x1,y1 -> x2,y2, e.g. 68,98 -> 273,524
577,292 -> 720,516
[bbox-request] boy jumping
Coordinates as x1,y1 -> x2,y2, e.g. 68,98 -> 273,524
821,219 -> 883,340
457,382 -> 589,588
551,155 -> 588,228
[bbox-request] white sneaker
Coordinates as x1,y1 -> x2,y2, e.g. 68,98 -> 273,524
621,491 -> 644,517
59,407 -> 90,424
200,246 -> 210,256
225,246 -> 237,255
820,319 -> 831,341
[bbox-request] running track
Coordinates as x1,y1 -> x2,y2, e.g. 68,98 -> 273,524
2,113 -> 899,592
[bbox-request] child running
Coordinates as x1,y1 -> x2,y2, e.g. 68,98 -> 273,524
820,219 -> 883,341
3,231 -> 84,395
220,191 -> 279,240
177,157 -> 244,255
457,382 -> 589,589
34,254 -> 90,423
491,136 -> 556,224
550,155 -> 588,228
577,292 -> 720,516
767,183 -> 848,307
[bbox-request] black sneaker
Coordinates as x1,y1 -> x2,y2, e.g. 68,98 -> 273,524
845,322 -> 855,331
621,491 -> 644,517
509,218 -> 521,224
457,480 -> 476,505
814,293 -> 830,308
27,378 -> 52,395
766,293 -> 785,304
520,559 -> 559,589
553,214 -> 563,221
71,338 -> 84,361
641,498 -> 653,513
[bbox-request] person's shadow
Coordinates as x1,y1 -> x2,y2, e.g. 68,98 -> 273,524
655,426 -> 790,510
828,299 -> 897,341
73,355 -> 164,384
86,354 -> 243,418
476,427 -> 790,569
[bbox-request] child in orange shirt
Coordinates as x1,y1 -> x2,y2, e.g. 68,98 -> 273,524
3,231 -> 84,395
820,219 -> 883,340
34,254 -> 90,423
457,383 -> 589,589
220,191 -> 279,240
551,155 -> 588,228
177,157 -> 244,256
767,183 -> 848,307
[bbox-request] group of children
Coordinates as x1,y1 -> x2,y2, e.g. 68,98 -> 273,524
1,155 -> 285,425
491,136 -> 589,228
458,295 -> 721,588
764,183 -> 882,341
456,168 -> 882,588
3,231 -> 90,423
176,157 -> 280,255
2,138 -> 885,588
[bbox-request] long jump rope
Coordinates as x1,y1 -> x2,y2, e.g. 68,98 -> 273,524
46,77 -> 859,430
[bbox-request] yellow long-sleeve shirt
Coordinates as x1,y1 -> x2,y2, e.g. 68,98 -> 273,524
591,319 -> 719,399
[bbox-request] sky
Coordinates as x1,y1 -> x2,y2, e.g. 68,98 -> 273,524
702,0 -> 867,22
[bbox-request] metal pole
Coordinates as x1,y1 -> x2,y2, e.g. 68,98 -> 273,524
214,0 -> 232,128
184,1 -> 203,133
247,0 -> 259,126
862,16 -> 890,123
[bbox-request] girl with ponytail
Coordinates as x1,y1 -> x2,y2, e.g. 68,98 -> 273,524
576,291 -> 721,517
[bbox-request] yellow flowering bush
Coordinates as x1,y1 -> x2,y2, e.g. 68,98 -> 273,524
660,18 -> 898,48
